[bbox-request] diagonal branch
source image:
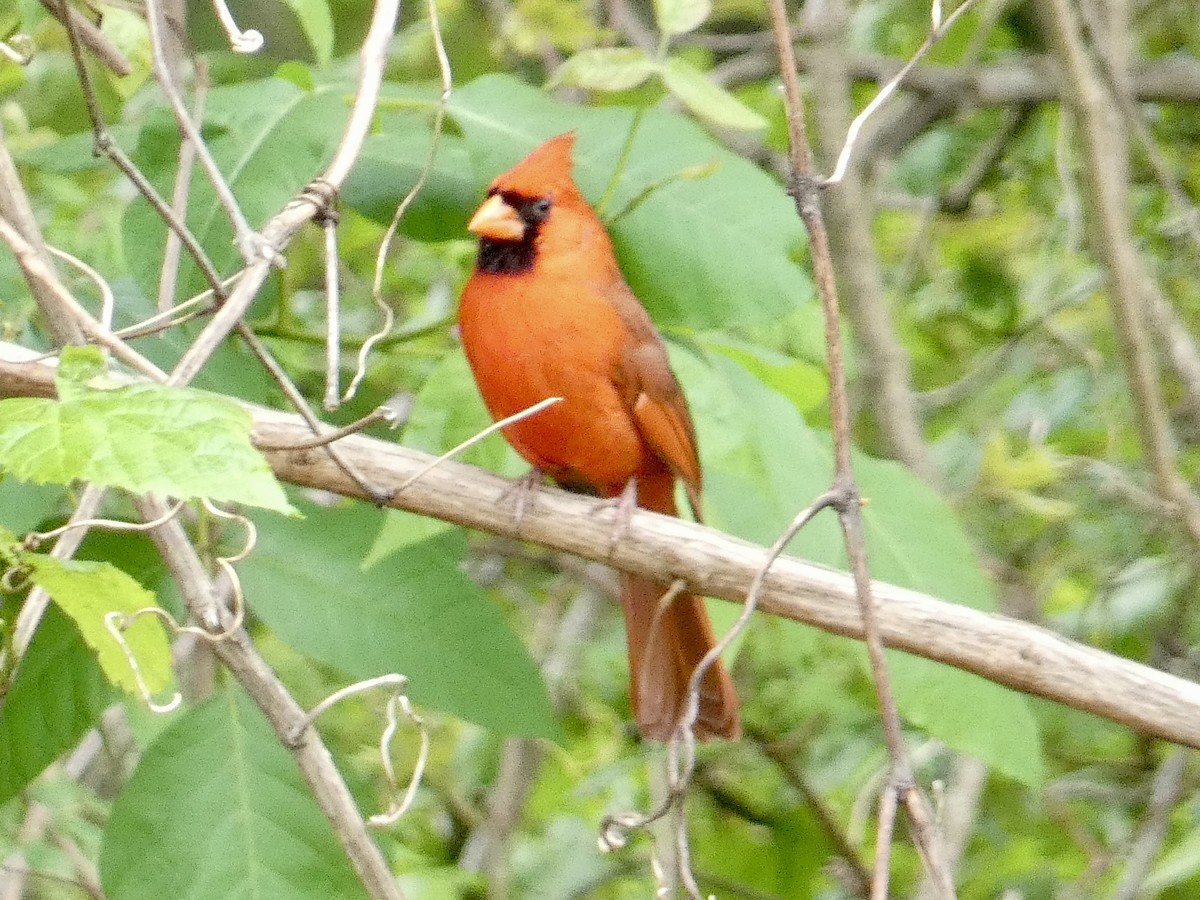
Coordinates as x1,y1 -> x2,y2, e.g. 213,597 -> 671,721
134,497 -> 407,900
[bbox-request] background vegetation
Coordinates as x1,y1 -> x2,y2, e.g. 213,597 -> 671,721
1,0 -> 1199,897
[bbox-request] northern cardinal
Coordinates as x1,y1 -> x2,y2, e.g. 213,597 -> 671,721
458,132 -> 740,740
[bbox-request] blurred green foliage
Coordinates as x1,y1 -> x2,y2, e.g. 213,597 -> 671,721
2,0 -> 1200,897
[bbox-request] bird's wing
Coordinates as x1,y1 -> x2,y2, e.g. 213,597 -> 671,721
606,281 -> 704,520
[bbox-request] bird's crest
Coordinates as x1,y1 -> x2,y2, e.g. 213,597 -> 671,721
490,131 -> 578,199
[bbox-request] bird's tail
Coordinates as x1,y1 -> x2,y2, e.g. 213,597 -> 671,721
620,471 -> 741,741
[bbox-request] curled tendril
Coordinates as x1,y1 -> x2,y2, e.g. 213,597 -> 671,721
210,0 -> 264,53
0,34 -> 35,66
104,610 -> 183,714
290,674 -> 428,827
0,564 -> 31,594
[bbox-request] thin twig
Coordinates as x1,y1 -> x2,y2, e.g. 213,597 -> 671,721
751,726 -> 872,895
209,0 -> 264,52
44,244 -> 115,331
158,61 -> 209,311
0,218 -> 164,378
0,121 -> 84,345
388,396 -> 561,498
144,0 -> 268,264
252,407 -> 395,452
1109,748 -> 1191,900
1042,0 -> 1200,551
322,208 -> 343,408
767,0 -> 954,893
345,0 -> 454,404
38,0 -> 133,74
824,0 -> 985,185
872,784 -> 900,899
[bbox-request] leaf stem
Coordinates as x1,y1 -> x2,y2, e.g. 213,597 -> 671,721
595,107 -> 647,218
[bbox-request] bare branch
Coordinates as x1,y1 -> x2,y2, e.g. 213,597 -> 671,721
1041,0 -> 1200,551
0,122 -> 84,346
769,0 -> 954,890
144,0 -> 267,265
11,351 -> 1197,752
37,0 -> 133,75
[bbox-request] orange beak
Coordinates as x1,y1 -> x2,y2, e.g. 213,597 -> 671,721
467,193 -> 526,242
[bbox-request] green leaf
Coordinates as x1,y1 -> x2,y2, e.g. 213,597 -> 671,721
365,508 -> 454,565
341,85 -> 477,242
278,0 -> 334,65
660,57 -> 767,131
701,335 -> 828,415
0,604 -> 114,807
0,477 -> 65,534
884,649 -> 1045,786
0,351 -> 293,513
26,555 -> 173,698
57,344 -> 107,387
672,347 -> 833,547
653,0 -> 712,35
100,685 -> 369,900
449,74 -> 810,329
178,0 -> 334,64
241,501 -> 558,739
548,48 -> 658,92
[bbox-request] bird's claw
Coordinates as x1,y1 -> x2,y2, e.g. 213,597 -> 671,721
502,469 -> 546,531
589,477 -> 638,556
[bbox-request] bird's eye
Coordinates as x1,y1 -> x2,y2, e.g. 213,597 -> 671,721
525,198 -> 552,224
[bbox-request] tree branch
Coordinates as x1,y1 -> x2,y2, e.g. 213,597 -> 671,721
708,50 -> 1200,106
132,496 -> 406,900
37,0 -> 133,75
6,347 -> 1199,750
1040,0 -> 1200,551
805,0 -> 936,481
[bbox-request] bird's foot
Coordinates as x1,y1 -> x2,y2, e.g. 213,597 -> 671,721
501,468 -> 546,531
588,477 -> 638,556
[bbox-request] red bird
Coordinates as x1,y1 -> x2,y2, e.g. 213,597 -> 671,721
458,132 -> 740,740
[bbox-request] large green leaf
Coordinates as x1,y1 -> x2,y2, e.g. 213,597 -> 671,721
0,347 -> 293,513
241,500 -> 558,739
122,75 -> 351,304
340,85 -> 477,242
677,346 -> 1045,785
448,74 -> 811,329
100,685 -> 368,900
0,604 -> 114,807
